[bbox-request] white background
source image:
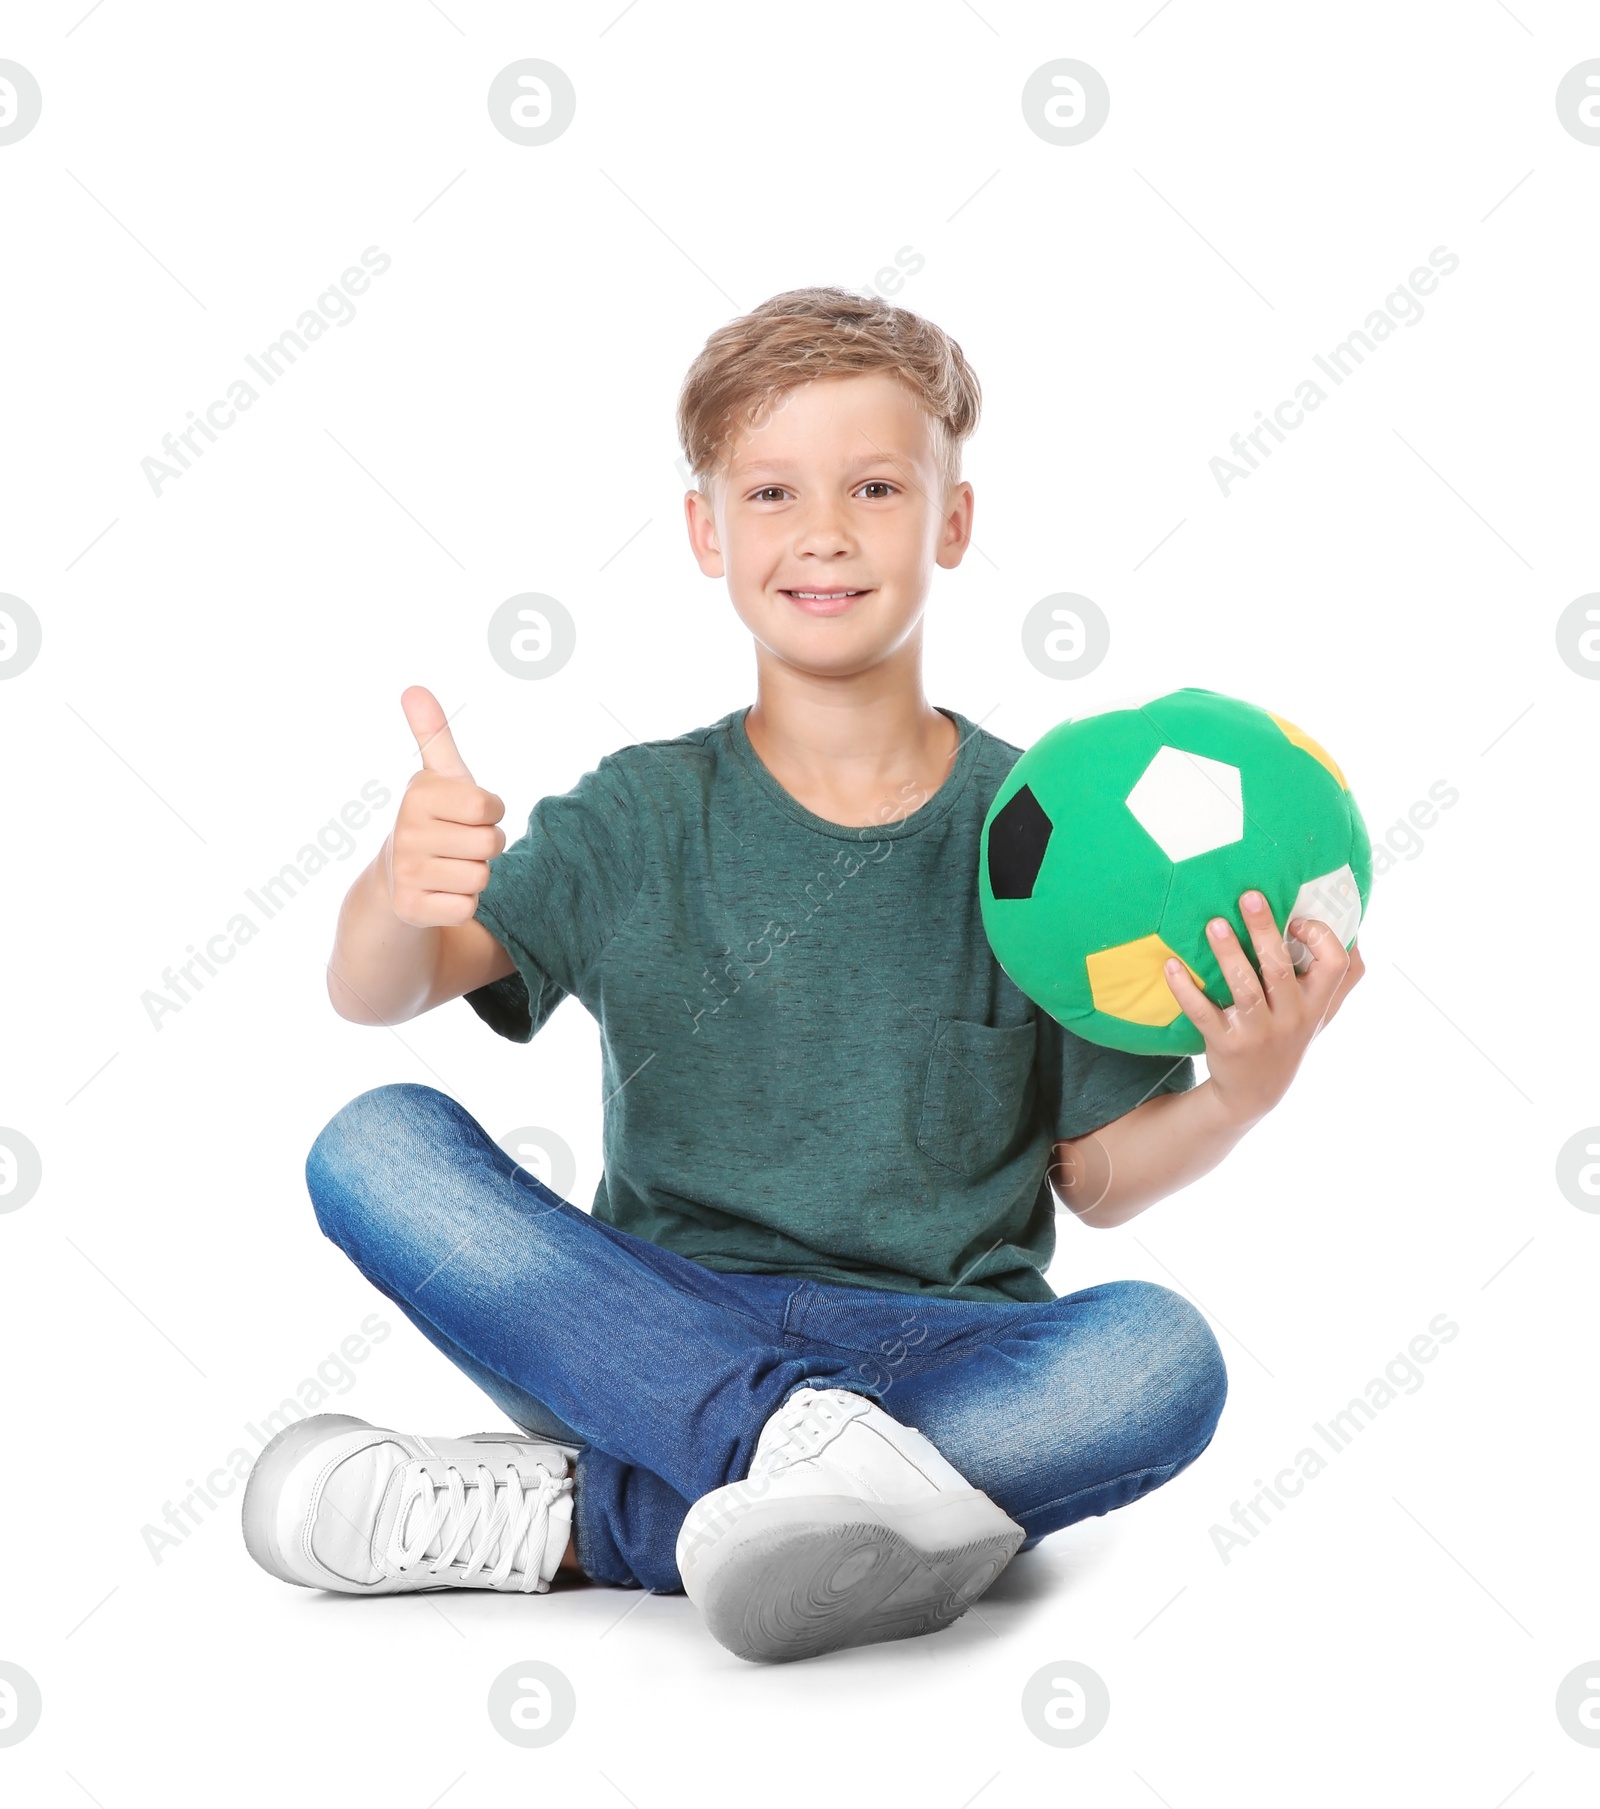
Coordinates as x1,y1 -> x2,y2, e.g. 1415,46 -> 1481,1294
1,1 -> 1596,1803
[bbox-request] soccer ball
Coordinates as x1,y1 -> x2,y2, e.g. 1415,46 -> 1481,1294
980,688 -> 1372,1056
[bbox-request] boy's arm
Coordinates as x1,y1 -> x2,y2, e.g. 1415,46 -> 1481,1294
326,687 -> 515,1026
326,858 -> 513,1024
1049,1081 -> 1256,1229
1050,895 -> 1365,1228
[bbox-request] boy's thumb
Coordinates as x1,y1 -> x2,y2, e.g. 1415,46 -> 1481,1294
401,686 -> 473,780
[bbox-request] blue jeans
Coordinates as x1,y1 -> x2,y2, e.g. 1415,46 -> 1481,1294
304,1083 -> 1227,1593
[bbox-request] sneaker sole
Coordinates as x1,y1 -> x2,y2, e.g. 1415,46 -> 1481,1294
240,1413 -> 373,1588
687,1492 -> 1025,1664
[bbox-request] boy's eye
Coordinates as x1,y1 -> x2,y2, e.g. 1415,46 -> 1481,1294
857,481 -> 896,500
752,486 -> 788,502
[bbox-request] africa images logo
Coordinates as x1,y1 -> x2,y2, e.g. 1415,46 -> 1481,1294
1209,247 -> 1460,497
139,247 -> 392,497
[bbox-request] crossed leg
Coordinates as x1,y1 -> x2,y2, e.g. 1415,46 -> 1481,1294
304,1083 -> 1227,1593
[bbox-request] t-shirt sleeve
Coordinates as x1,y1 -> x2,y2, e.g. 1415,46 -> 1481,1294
464,751 -> 646,1044
1035,1010 -> 1197,1142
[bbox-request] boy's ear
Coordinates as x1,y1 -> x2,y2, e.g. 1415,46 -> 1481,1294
684,485 -> 726,577
934,480 -> 976,571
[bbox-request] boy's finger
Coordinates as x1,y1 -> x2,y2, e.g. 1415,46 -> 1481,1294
1319,940 -> 1367,1031
1239,891 -> 1296,997
401,685 -> 474,780
1206,915 -> 1266,1014
1290,917 -> 1350,1004
1163,955 -> 1223,1042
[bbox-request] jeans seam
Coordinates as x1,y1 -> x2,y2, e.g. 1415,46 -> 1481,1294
779,1279 -> 811,1339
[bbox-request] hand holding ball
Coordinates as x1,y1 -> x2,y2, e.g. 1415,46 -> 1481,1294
979,689 -> 1372,1055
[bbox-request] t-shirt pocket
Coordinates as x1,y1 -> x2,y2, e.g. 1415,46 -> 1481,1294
916,1016 -> 1038,1177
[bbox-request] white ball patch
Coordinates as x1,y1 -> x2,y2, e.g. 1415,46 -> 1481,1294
1124,746 -> 1245,863
1284,863 -> 1362,970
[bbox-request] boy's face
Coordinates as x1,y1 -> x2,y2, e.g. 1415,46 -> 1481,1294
684,371 -> 974,680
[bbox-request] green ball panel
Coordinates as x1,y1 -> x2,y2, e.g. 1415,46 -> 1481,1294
1060,1002 -> 1206,1058
1348,788 -> 1373,920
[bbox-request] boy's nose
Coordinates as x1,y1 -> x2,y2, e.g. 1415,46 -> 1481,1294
790,510 -> 855,553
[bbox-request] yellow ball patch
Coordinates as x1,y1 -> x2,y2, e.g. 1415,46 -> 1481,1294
1267,712 -> 1347,789
1086,934 -> 1207,1028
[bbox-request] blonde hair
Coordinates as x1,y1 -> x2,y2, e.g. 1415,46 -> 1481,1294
676,285 -> 981,498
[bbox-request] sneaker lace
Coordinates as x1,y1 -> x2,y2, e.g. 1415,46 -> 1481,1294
757,1389 -> 856,1473
380,1459 -> 565,1592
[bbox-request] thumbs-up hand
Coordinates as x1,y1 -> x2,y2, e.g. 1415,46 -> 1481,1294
385,686 -> 507,928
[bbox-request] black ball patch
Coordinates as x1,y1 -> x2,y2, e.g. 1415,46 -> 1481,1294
987,784 -> 1053,900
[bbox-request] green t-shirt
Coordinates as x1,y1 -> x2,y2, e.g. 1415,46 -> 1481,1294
466,705 -> 1194,1303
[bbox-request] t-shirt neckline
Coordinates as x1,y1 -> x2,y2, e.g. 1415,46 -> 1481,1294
726,703 -> 982,842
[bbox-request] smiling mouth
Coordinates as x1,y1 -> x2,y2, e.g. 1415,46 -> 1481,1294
779,587 -> 872,614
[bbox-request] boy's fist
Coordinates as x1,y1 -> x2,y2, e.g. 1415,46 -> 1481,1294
385,687 -> 507,928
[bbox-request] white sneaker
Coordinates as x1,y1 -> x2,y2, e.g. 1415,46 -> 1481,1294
675,1386 -> 1024,1662
241,1413 -> 575,1595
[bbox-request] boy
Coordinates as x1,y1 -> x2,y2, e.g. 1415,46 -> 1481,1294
241,288 -> 1362,1663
